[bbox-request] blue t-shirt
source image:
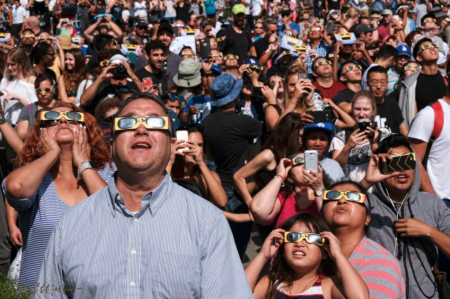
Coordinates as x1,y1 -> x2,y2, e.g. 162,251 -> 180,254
279,21 -> 301,36
205,0 -> 216,15
183,95 -> 212,124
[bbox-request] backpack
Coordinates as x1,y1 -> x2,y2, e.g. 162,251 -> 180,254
422,101 -> 444,170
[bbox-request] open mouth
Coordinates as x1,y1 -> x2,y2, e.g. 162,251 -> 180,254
131,142 -> 152,149
293,250 -> 306,257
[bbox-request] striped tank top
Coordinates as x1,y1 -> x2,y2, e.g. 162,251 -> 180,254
275,275 -> 325,299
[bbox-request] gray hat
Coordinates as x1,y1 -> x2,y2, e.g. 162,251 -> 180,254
173,59 -> 202,88
382,9 -> 393,16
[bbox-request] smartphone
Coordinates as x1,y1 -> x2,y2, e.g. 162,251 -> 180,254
298,73 -> 310,80
306,110 -> 337,123
143,77 -> 153,90
379,153 -> 416,174
200,39 -> 211,60
304,150 -> 319,173
358,119 -> 371,133
176,130 -> 189,152
251,86 -> 263,98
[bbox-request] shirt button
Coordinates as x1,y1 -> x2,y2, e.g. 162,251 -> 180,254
133,218 -> 139,223
130,281 -> 135,287
131,250 -> 137,255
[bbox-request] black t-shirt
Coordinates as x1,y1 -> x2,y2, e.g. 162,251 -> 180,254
82,80 -> 139,115
217,26 -> 251,64
175,4 -> 191,24
134,67 -> 168,94
253,37 -> 269,60
333,88 -> 356,105
376,96 -> 404,134
203,111 -> 262,185
416,72 -> 446,112
327,0 -> 340,10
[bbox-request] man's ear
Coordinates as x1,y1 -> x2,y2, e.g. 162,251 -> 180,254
364,210 -> 372,226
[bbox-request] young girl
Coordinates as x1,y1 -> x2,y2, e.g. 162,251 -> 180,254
58,48 -> 86,104
246,213 -> 369,299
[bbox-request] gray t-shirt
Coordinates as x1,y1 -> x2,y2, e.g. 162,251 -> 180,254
17,103 -> 38,130
412,3 -> 428,28
320,157 -> 345,183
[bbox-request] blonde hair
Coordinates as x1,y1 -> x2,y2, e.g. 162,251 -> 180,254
283,59 -> 310,114
351,90 -> 377,121
343,7 -> 359,21
4,47 -> 35,81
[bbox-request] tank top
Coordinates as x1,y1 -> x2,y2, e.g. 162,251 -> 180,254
275,275 -> 325,299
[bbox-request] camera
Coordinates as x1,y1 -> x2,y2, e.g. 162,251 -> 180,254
109,60 -> 127,76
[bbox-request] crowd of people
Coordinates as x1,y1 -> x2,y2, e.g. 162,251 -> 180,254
0,0 -> 450,298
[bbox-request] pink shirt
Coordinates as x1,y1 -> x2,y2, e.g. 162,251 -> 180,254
274,191 -> 320,228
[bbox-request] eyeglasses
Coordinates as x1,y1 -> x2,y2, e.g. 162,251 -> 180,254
417,43 -> 439,56
40,111 -> 84,127
423,18 -> 436,23
368,79 -> 387,86
38,36 -> 52,40
292,157 -> 305,166
35,87 -> 53,94
169,92 -> 185,102
113,116 -> 170,132
182,51 -> 195,56
386,38 -> 397,43
340,64 -> 362,76
247,64 -> 264,71
294,45 -> 307,52
21,34 -> 35,38
211,52 -> 223,57
404,65 -> 421,72
224,54 -> 239,60
307,27 -> 321,32
99,60 -> 110,67
323,190 -> 369,209
284,232 -> 326,246
281,51 -> 297,56
255,26 -> 263,29
315,60 -> 331,67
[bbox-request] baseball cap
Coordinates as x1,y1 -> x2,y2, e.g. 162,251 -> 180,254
200,20 -> 212,27
158,21 -> 174,35
232,4 -> 246,15
382,9 -> 393,16
396,45 -> 412,57
244,57 -> 261,68
355,24 -> 375,34
303,122 -> 334,139
281,7 -> 291,15
136,20 -> 148,28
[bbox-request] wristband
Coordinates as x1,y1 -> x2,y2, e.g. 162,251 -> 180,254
275,175 -> 285,187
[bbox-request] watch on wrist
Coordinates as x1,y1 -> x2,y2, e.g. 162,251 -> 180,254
314,188 -> 326,197
0,114 -> 6,125
77,160 -> 98,180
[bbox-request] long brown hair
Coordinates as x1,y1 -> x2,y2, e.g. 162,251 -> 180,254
63,48 -> 86,93
265,214 -> 336,299
283,60 -> 310,114
3,47 -> 35,81
15,103 -> 111,169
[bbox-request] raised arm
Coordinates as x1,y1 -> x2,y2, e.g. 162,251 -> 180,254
80,64 -> 116,106
0,121 -> 23,153
325,98 -> 356,129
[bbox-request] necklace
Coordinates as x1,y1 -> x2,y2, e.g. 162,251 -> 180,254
288,274 -> 319,295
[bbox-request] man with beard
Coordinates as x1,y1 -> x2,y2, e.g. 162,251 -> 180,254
80,54 -> 142,114
135,40 -> 168,96
333,61 -> 363,114
360,134 -> 450,299
19,28 -> 35,56
134,20 -> 182,89
216,4 -> 251,64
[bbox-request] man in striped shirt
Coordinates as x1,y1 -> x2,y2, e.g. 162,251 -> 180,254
321,180 -> 406,299
35,93 -> 253,299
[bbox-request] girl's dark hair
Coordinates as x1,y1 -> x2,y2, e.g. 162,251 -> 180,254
63,48 -> 87,94
31,42 -> 51,65
34,73 -> 53,88
266,214 -> 336,299
262,113 -> 302,163
404,31 -> 421,47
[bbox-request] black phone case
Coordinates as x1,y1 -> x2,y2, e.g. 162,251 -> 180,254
252,86 -> 262,98
306,110 -> 336,123
380,153 -> 416,174
358,122 -> 370,132
200,39 -> 211,60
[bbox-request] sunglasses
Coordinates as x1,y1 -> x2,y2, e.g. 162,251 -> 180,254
294,45 -> 307,52
282,51 -> 297,55
255,26 -> 263,29
182,51 -> 195,56
307,27 -> 321,32
284,232 -> 326,246
118,88 -> 137,94
341,64 -> 362,76
21,34 -> 35,38
224,54 -> 239,60
323,190 -> 369,209
38,36 -> 52,40
423,18 -> 436,23
292,157 -> 305,166
386,38 -> 397,43
113,116 -> 169,132
35,87 -> 53,94
247,64 -> 264,71
417,43 -> 439,56
100,60 -> 110,67
315,60 -> 331,67
169,92 -> 185,102
40,111 -> 84,127
211,53 -> 223,57
404,66 -> 421,71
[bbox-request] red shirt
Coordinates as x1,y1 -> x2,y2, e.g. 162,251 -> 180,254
378,24 -> 391,43
275,191 -> 319,228
313,81 -> 346,100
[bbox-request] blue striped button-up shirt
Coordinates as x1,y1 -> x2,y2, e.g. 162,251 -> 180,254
35,174 -> 252,299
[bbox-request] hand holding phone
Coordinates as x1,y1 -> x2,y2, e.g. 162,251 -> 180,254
176,130 -> 188,152
304,150 -> 319,173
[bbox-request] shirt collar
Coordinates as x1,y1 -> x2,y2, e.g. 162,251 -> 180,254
107,172 -> 173,218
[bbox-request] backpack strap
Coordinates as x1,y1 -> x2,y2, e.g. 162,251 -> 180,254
431,101 -> 444,141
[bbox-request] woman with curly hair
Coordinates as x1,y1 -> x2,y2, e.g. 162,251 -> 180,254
3,102 -> 113,290
58,48 -> 87,104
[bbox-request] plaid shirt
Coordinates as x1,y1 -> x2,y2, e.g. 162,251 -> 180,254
307,41 -> 331,74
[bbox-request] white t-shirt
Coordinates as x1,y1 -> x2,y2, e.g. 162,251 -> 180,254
252,0 -> 264,17
134,1 -> 147,18
20,0 -> 27,7
49,0 -> 56,11
122,10 -> 130,22
408,99 -> 450,199
245,0 -> 251,15
75,78 -> 94,107
13,6 -> 26,24
0,77 -> 38,125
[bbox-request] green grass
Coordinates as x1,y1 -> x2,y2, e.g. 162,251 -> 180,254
0,274 -> 32,299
